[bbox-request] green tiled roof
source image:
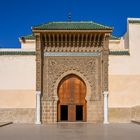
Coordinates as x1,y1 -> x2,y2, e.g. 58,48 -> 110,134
109,50 -> 130,55
21,34 -> 35,40
0,51 -> 35,55
0,50 -> 130,56
110,35 -> 120,40
129,20 -> 140,24
32,21 -> 112,30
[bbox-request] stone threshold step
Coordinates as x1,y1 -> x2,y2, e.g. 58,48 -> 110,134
131,120 -> 140,125
0,122 -> 13,127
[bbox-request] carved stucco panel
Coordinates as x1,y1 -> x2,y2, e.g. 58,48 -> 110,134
102,51 -> 109,91
43,56 -> 101,101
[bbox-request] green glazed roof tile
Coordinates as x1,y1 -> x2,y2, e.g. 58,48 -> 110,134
110,35 -> 120,40
0,51 -> 35,55
109,50 -> 130,55
0,50 -> 129,56
32,21 -> 112,30
21,34 -> 35,40
129,20 -> 140,23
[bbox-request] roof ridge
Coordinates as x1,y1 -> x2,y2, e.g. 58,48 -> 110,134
32,21 -> 112,30
92,21 -> 112,28
50,21 -> 93,23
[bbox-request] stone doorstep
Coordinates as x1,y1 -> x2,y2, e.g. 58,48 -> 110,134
131,120 -> 140,125
0,122 -> 13,127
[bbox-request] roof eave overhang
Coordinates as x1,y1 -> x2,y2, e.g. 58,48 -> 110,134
32,29 -> 112,34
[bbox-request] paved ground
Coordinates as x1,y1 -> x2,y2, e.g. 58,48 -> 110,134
0,123 -> 140,140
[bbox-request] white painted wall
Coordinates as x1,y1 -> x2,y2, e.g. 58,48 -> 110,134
109,18 -> 140,107
129,19 -> 140,58
0,55 -> 36,108
0,55 -> 36,89
109,38 -> 125,51
20,39 -> 35,51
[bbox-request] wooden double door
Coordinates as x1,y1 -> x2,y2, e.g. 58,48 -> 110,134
58,75 -> 87,122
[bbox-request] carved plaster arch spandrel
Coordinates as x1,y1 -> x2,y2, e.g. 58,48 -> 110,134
44,56 -> 100,101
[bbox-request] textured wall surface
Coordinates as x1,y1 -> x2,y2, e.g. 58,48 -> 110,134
0,108 -> 35,123
109,108 -> 131,123
42,55 -> 104,123
131,106 -> 140,121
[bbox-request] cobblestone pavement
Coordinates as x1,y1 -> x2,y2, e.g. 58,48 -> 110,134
0,123 -> 140,140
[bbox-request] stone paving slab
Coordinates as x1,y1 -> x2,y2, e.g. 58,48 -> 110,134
0,123 -> 140,140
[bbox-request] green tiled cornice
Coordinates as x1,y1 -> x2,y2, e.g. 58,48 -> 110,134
110,35 -> 120,40
0,51 -> 35,55
0,50 -> 129,56
109,50 -> 130,55
32,21 -> 112,30
129,20 -> 140,24
21,34 -> 35,40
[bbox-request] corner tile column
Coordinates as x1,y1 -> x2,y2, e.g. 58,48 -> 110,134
35,91 -> 41,124
103,91 -> 109,124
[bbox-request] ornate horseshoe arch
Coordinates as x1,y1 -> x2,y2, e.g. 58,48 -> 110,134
53,70 -> 92,101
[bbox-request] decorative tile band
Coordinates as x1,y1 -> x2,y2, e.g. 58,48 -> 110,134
129,20 -> 140,24
0,51 -> 36,55
109,51 -> 130,55
44,52 -> 101,57
0,51 -> 130,56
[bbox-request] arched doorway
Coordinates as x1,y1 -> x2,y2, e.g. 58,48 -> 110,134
57,74 -> 87,122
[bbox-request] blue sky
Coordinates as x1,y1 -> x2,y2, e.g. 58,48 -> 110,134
0,0 -> 140,48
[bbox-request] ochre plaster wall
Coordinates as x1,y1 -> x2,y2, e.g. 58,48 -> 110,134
0,55 -> 36,108
0,90 -> 35,108
109,75 -> 140,108
108,20 -> 140,122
